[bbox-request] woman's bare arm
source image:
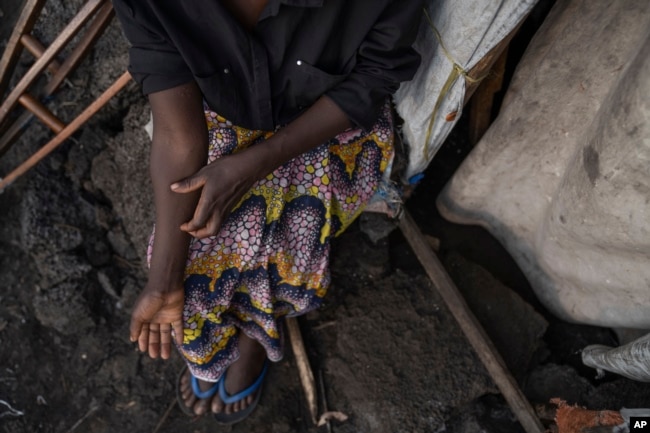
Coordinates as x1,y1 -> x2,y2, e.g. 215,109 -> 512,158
129,81 -> 207,359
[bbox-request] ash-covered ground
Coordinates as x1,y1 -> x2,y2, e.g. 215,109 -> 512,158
1,2 -> 649,432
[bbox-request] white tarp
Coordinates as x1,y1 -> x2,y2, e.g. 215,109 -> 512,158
438,0 -> 650,328
394,0 -> 538,181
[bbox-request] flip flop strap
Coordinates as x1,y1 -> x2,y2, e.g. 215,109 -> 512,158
219,361 -> 269,405
191,374 -> 220,399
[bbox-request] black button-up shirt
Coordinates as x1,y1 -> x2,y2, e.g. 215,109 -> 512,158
112,0 -> 423,131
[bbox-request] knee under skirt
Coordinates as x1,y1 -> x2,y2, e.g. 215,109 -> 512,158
149,102 -> 394,382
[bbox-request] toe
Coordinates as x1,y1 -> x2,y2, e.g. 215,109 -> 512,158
194,399 -> 209,416
211,396 -> 224,414
182,386 -> 194,400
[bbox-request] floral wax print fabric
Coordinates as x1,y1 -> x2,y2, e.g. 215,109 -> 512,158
147,102 -> 394,381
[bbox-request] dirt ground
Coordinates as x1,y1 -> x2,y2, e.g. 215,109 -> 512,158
2,1 -> 650,433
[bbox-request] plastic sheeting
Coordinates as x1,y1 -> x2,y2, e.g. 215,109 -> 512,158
583,333 -> 650,382
438,0 -> 650,328
393,0 -> 537,181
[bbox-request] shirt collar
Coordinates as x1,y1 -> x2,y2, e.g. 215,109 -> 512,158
261,0 -> 323,20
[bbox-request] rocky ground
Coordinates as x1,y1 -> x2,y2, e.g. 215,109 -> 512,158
1,1 -> 650,433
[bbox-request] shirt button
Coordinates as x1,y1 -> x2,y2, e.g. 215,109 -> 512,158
224,68 -> 230,74
296,60 -> 302,66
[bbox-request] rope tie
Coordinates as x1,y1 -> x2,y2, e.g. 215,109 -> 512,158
422,8 -> 487,157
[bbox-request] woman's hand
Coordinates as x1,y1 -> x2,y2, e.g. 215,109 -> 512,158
130,283 -> 185,359
170,96 -> 352,239
171,148 -> 265,238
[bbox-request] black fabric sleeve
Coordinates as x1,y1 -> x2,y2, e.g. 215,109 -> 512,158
112,0 -> 194,95
325,1 -> 423,130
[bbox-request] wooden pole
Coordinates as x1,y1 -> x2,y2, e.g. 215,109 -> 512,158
397,210 -> 544,433
0,0 -> 46,98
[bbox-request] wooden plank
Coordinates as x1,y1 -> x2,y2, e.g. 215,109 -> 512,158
0,0 -> 46,98
0,71 -> 132,191
397,210 -> 545,433
463,20 -> 523,106
467,47 -> 509,145
0,0 -> 104,126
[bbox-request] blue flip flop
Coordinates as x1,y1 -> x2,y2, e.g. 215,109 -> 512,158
213,360 -> 269,425
176,366 -> 220,416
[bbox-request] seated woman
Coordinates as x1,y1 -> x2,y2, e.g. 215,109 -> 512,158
112,0 -> 423,425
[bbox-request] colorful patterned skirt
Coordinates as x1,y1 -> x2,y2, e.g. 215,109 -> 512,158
150,102 -> 394,382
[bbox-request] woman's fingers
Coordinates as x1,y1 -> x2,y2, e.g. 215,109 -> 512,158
182,192 -> 225,237
138,324 -> 150,354
129,318 -> 143,343
159,323 -> 173,359
148,323 -> 161,358
170,172 -> 206,193
188,212 -> 222,238
172,320 -> 184,346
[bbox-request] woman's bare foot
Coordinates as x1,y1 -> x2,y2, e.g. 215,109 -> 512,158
178,332 -> 267,416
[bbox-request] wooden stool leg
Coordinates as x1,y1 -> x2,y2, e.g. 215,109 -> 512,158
0,0 -> 47,98
20,34 -> 62,75
45,1 -> 115,95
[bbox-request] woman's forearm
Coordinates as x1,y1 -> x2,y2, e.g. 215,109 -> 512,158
147,82 -> 208,291
249,96 -> 352,179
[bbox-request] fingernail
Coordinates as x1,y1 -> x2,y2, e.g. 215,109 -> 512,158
170,183 -> 179,190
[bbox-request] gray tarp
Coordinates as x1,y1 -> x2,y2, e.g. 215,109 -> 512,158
394,0 -> 537,181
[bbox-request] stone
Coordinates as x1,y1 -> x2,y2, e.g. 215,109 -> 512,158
445,252 -> 548,380
32,280 -> 96,335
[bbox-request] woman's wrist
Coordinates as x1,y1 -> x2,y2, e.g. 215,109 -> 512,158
146,264 -> 185,293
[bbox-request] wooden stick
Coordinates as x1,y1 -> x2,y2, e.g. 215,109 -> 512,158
0,71 -> 132,191
20,34 -> 61,74
18,94 -> 65,133
0,111 -> 36,158
44,1 -> 115,95
397,210 -> 544,433
467,47 -> 508,145
0,0 -> 46,98
318,370 -> 333,433
286,317 -> 318,425
151,397 -> 176,433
